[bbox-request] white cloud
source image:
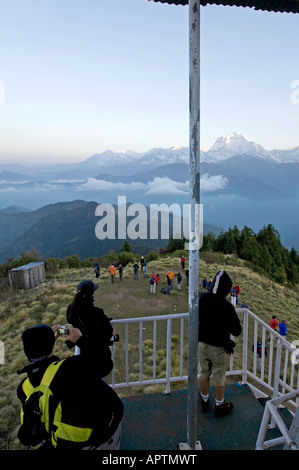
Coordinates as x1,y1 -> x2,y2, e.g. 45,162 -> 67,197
0,186 -> 19,192
50,179 -> 86,184
77,177 -> 145,192
146,177 -> 189,195
200,173 -> 228,192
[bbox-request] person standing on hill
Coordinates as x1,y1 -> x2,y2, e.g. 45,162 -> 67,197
94,263 -> 100,279
143,259 -> 148,277
230,287 -> 237,307
279,319 -> 287,337
133,262 -> 139,280
233,283 -> 241,305
176,272 -> 183,290
150,275 -> 156,294
269,316 -> 279,331
118,264 -> 123,281
108,264 -> 116,283
198,270 -> 242,417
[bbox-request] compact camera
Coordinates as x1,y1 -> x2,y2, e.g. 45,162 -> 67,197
58,326 -> 69,336
110,334 -> 119,343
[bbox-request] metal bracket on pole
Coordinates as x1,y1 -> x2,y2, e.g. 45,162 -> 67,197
179,441 -> 203,450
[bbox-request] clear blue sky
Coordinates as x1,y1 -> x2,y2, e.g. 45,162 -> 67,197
0,0 -> 299,164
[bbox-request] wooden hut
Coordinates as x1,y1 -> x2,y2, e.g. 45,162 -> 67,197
9,262 -> 45,290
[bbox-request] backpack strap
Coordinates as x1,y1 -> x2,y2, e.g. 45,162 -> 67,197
40,360 -> 64,388
24,361 -> 64,436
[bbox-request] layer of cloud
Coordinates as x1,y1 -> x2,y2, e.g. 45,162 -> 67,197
78,174 -> 227,195
0,174 -> 228,196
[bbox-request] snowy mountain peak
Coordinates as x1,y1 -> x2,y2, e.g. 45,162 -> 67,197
221,131 -> 248,145
205,132 -> 281,164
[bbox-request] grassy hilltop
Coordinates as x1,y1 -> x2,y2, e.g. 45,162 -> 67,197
1,251 -> 299,450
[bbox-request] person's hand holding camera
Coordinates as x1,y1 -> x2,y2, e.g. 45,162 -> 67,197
52,324 -> 82,344
65,324 -> 82,344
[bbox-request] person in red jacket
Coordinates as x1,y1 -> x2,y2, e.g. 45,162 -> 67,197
233,283 -> 241,304
269,315 -> 279,331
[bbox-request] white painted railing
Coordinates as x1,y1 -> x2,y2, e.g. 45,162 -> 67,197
109,308 -> 299,409
110,312 -> 189,394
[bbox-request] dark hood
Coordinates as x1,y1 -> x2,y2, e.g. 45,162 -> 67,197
210,270 -> 232,297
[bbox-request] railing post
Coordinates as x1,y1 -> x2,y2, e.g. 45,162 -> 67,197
163,318 -> 172,394
270,339 -> 282,428
273,339 -> 282,399
242,309 -> 248,384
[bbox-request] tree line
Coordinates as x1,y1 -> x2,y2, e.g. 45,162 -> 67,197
167,224 -> 299,285
1,224 -> 298,289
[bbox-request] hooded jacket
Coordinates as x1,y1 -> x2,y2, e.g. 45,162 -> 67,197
198,270 -> 242,347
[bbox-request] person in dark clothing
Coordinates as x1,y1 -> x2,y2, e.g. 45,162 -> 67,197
17,324 -> 124,450
94,263 -> 100,278
66,280 -> 113,365
198,270 -> 242,417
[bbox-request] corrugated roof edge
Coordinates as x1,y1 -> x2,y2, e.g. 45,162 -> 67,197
148,0 -> 299,14
9,262 -> 44,271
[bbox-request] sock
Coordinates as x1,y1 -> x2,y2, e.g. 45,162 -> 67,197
215,399 -> 224,406
201,393 -> 209,402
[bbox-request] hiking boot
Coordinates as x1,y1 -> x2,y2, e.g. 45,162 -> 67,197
214,401 -> 234,417
199,395 -> 210,413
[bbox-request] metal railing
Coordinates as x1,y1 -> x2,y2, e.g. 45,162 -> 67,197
110,312 -> 189,394
255,389 -> 299,450
109,308 -> 299,410
238,308 -> 299,411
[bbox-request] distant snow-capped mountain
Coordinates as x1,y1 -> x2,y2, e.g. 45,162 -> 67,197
1,133 -> 299,182
202,132 -> 281,164
271,145 -> 299,163
81,149 -> 139,169
129,146 -> 189,168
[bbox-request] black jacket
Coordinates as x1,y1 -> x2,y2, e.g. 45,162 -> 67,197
198,270 -> 242,348
66,301 -> 113,360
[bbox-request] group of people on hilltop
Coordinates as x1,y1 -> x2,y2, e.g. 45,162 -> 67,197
96,258 -> 185,295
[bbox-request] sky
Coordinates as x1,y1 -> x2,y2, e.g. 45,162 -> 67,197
0,0 -> 299,164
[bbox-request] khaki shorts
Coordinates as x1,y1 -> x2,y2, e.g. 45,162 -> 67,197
198,342 -> 228,387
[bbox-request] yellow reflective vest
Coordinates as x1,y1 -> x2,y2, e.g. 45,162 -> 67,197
21,360 -> 93,448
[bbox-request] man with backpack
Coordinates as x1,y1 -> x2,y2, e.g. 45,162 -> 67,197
149,275 -> 156,294
17,323 -> 124,450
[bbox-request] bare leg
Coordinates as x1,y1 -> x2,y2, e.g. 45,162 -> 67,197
198,376 -> 210,396
215,385 -> 225,402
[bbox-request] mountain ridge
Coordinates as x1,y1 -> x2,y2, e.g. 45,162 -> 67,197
1,132 -> 299,253
1,132 -> 299,180
0,200 -> 223,262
